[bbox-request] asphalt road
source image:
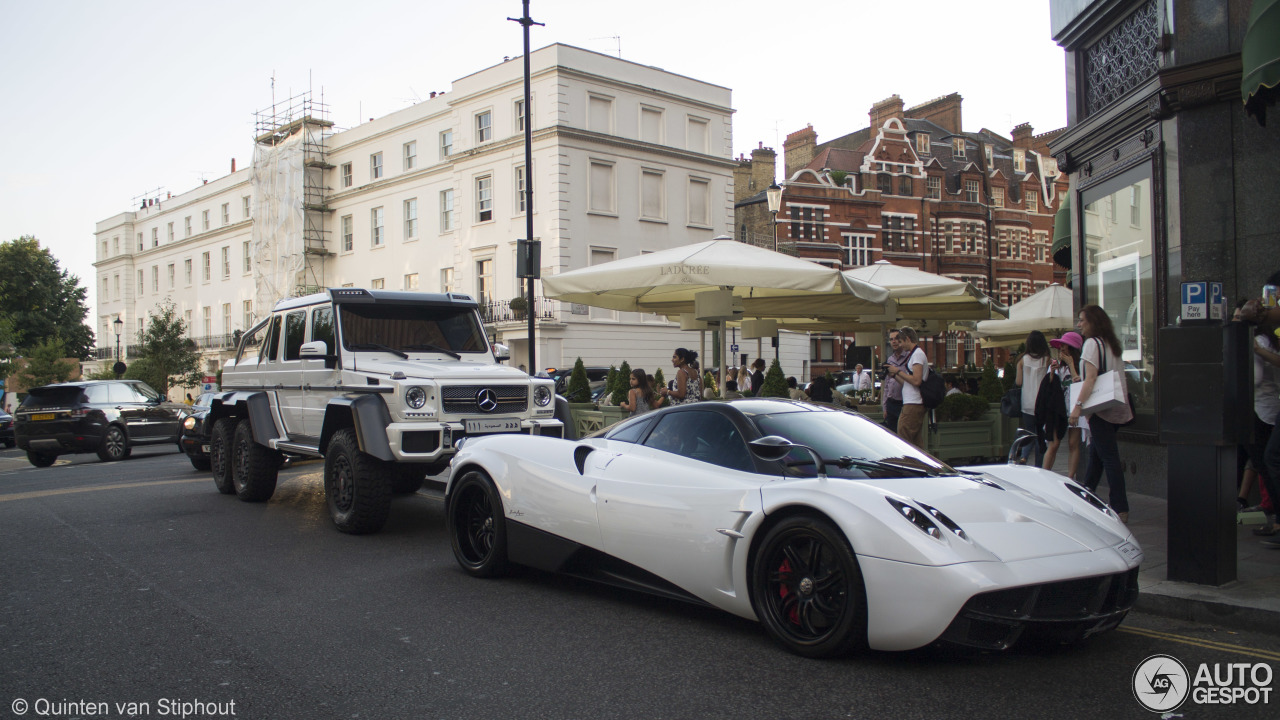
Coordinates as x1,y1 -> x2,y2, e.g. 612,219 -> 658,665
0,446 -> 1276,720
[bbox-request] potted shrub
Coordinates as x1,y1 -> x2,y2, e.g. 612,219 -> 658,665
601,360 -> 631,424
508,296 -> 528,320
758,359 -> 789,398
926,392 -> 1001,463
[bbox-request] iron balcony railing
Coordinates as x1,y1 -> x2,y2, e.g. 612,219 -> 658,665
476,296 -> 561,325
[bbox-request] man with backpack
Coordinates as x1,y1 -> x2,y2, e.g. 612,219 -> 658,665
887,326 -> 938,449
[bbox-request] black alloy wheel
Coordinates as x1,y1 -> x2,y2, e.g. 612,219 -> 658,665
231,419 -> 280,502
323,428 -> 391,534
97,425 -> 129,462
209,418 -> 237,494
447,470 -> 509,578
750,515 -> 867,658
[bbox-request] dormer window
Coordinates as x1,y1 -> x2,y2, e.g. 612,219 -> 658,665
952,138 -> 966,160
916,133 -> 930,154
1014,149 -> 1026,173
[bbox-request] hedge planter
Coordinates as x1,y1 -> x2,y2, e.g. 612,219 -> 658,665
925,414 -> 1000,463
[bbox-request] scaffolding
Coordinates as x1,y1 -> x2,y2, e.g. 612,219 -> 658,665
251,90 -> 334,315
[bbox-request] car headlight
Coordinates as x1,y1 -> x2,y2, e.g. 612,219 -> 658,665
183,417 -> 198,431
533,385 -> 552,407
405,386 -> 428,409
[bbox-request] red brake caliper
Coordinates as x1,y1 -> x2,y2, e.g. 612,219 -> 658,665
778,559 -> 798,624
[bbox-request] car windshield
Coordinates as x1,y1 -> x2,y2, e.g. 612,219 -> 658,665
339,303 -> 487,354
753,408 -> 955,479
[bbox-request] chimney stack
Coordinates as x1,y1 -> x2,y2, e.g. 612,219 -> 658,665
1011,123 -> 1034,149
905,93 -> 964,135
869,95 -> 905,131
231,158 -> 237,173
783,125 -> 818,179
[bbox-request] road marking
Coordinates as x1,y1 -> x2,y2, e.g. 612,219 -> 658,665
1120,626 -> 1280,662
0,478 -> 207,503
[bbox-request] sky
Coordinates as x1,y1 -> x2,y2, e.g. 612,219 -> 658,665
0,0 -> 1067,329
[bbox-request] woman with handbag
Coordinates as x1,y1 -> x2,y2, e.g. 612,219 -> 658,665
1044,332 -> 1086,479
1069,305 -> 1134,522
1015,330 -> 1052,465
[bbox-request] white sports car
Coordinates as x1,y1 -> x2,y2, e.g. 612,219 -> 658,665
444,399 -> 1142,658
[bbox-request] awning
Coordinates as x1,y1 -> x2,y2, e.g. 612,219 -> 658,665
1243,0 -> 1280,125
1051,194 -> 1072,269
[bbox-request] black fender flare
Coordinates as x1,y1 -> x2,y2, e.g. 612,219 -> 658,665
320,394 -> 394,462
207,391 -> 279,446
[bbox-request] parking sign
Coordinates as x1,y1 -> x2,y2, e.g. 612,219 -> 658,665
1181,282 -> 1207,320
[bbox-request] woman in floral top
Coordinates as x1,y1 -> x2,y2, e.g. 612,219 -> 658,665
659,348 -> 702,405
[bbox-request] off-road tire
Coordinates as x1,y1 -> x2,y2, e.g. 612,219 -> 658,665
27,451 -> 57,468
391,465 -> 426,494
324,428 -> 391,534
231,419 -> 281,502
96,425 -> 129,462
447,469 -> 510,577
209,418 -> 237,494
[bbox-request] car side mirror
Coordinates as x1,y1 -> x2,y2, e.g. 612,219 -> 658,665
492,343 -> 511,362
301,340 -> 339,369
748,435 -> 795,462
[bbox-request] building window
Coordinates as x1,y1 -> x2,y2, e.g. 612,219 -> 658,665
370,152 -> 383,180
475,175 -> 493,222
167,263 -> 175,288
203,307 -> 212,338
1129,185 -> 1141,226
475,258 -> 494,301
184,259 -> 192,285
403,141 -> 416,171
514,98 -> 527,133
640,169 -> 665,220
242,196 -> 251,218
926,176 -> 941,199
589,161 -> 616,214
514,165 -> 527,214
151,228 -> 159,247
791,206 -> 825,241
992,187 -> 1004,208
640,105 -> 663,144
877,174 -> 892,194
202,252 -> 211,282
243,300 -> 253,330
341,215 -> 353,252
687,177 -> 710,227
440,129 -> 452,158
371,278 -> 385,290
167,222 -> 174,242
916,133 -> 930,154
221,203 -> 230,225
952,138 -> 966,160
341,162 -> 353,188
475,110 -> 492,143
184,216 -> 192,237
811,337 -> 835,363
137,233 -> 143,251
946,334 -> 958,368
687,116 -> 709,153
242,241 -> 251,273
965,179 -> 980,203
152,266 -> 159,293
202,210 -> 210,231
589,248 -> 617,320
371,207 -> 384,246
1026,191 -> 1038,213
440,267 -> 454,293
440,189 -> 455,231
898,176 -> 912,196
113,237 -> 119,255
404,198 -> 418,239
588,94 -> 613,134
114,274 -> 120,299
223,303 -> 232,336
221,246 -> 230,278
1014,149 -> 1026,173
984,144 -> 993,166
404,273 -> 419,291
842,234 -> 873,267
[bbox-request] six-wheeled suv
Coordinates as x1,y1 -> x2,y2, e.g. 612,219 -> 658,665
205,288 -> 562,534
14,380 -> 184,467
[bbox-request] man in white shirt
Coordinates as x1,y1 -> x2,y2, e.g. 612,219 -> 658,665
850,363 -> 872,391
887,326 -> 928,448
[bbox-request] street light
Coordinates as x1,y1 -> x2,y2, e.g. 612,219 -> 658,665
766,182 -> 783,252
113,316 -> 123,378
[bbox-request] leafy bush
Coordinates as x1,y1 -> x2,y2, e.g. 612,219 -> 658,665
654,367 -> 665,391
1002,360 -> 1018,393
702,370 -> 718,399
565,357 -> 592,403
979,359 -> 1003,403
610,360 -> 631,406
935,392 -> 990,421
758,358 -> 789,398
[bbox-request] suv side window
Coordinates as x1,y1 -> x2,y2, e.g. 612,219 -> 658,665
261,315 -> 282,363
82,385 -> 110,404
311,306 -> 335,353
237,321 -> 267,364
108,382 -> 140,403
283,310 -> 306,361
132,383 -> 161,402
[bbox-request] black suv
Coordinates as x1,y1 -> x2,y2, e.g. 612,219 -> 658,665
15,380 -> 184,467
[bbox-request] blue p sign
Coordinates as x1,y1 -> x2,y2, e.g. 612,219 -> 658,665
1181,282 -> 1209,320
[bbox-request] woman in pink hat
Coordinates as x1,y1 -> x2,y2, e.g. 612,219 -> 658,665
1045,331 -> 1085,479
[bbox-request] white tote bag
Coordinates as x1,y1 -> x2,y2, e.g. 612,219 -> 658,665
1068,340 -> 1127,414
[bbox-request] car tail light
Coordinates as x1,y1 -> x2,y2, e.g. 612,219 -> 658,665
70,409 -> 90,418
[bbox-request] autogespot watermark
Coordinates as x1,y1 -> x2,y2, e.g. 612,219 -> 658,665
1132,654 -> 1274,712
9,697 -> 236,718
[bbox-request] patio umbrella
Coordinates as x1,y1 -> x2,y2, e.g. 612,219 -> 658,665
974,284 -> 1075,348
541,237 -> 890,385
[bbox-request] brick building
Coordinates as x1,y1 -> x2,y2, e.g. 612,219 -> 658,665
736,93 -> 1070,378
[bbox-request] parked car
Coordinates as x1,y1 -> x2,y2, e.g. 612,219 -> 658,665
0,410 -> 14,448
14,380 -> 184,467
444,398 -> 1142,657
178,392 -> 218,471
546,366 -> 611,395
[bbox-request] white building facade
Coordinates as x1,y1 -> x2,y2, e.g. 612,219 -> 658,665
92,44 -> 799,389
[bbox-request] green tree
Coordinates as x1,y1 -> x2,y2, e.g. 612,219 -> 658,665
758,358 -> 789,398
0,236 -> 94,359
978,359 -> 1003,402
605,365 -> 618,403
565,357 -> 592,403
653,367 -> 665,391
610,360 -> 632,406
702,370 -> 718,399
133,300 -> 202,397
14,337 -> 77,387
1002,360 -> 1018,393
84,365 -> 119,381
0,317 -> 18,383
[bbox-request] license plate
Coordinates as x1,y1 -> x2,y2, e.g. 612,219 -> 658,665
201,445 -> 211,453
31,413 -> 56,421
464,418 -> 522,434
1117,542 -> 1143,563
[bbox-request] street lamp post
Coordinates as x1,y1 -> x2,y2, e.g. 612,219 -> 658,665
113,316 -> 124,378
766,182 -> 783,252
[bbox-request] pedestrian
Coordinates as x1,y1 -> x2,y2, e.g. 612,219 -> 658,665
722,379 -> 744,400
886,326 -> 929,449
658,348 -> 702,405
1016,330 -> 1052,465
1243,313 -> 1280,535
619,368 -> 657,417
750,358 -> 767,396
184,393 -> 195,406
1044,331 -> 1085,479
1069,305 -> 1134,523
881,329 -> 908,432
944,376 -> 961,397
850,364 -> 872,392
807,375 -> 833,403
737,365 -> 752,395
786,377 -> 806,401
